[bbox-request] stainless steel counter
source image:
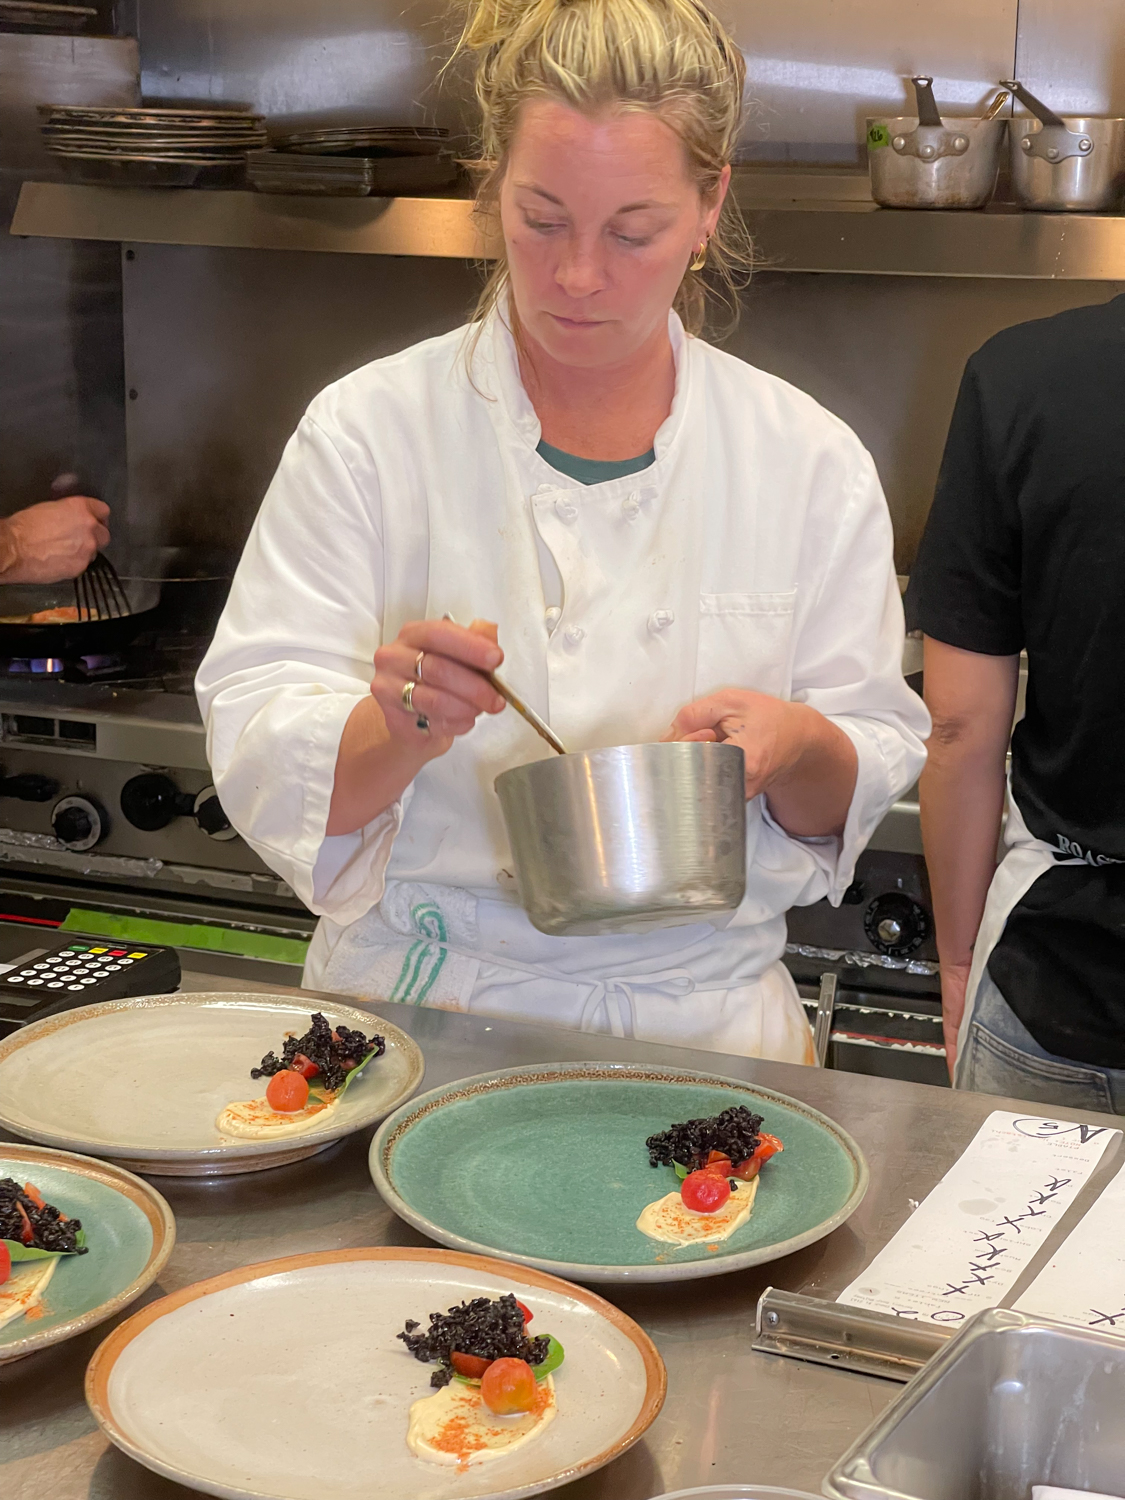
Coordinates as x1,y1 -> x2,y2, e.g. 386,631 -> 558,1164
3,970 -> 1118,1499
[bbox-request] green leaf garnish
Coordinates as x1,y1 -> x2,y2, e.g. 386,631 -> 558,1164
2,1235 -> 84,1262
308,1044 -> 384,1105
337,1045 -> 382,1097
534,1335 -> 565,1380
674,1161 -> 689,1180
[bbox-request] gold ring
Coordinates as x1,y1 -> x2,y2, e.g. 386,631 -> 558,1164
415,650 -> 425,682
401,680 -> 417,713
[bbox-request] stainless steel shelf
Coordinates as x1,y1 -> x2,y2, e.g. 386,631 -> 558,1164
11,178 -> 1125,278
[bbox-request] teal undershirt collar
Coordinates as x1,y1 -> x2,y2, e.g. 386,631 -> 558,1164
537,438 -> 656,487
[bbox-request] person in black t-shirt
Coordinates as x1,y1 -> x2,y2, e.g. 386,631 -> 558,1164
908,294 -> 1125,1113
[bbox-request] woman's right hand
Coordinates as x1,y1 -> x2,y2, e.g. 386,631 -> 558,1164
371,617 -> 506,751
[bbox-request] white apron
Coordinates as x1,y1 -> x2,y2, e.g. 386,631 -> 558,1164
304,879 -> 816,1064
954,794 -> 1087,1075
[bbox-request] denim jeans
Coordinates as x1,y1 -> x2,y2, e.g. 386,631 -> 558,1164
955,969 -> 1125,1114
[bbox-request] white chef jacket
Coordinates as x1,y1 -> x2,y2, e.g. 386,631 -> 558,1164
196,307 -> 929,1061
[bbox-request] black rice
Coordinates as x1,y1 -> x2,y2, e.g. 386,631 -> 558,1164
250,1011 -> 385,1093
398,1293 -> 551,1387
0,1177 -> 86,1255
646,1105 -> 764,1171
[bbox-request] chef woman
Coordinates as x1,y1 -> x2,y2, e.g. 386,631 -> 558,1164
197,0 -> 928,1062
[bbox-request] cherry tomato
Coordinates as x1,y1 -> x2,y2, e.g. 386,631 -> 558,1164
480,1357 -> 537,1415
266,1070 -> 310,1112
23,1182 -> 46,1210
290,1053 -> 320,1080
0,1242 -> 9,1284
700,1151 -> 733,1177
516,1300 -> 533,1325
451,1350 -> 492,1379
680,1169 -> 731,1214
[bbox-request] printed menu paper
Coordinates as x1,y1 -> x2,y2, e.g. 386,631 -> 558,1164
1015,1157 -> 1125,1330
838,1111 -> 1118,1328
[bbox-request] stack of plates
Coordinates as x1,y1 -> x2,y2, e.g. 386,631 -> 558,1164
39,104 -> 268,188
249,124 -> 456,196
247,148 -> 458,197
272,124 -> 448,157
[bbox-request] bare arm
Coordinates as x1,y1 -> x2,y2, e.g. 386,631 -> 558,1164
0,496 -> 110,584
664,690 -> 858,837
919,637 -> 1019,1072
326,618 -> 504,836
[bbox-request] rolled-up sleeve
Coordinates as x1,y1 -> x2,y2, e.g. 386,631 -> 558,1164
195,412 -> 401,924
760,447 -> 930,905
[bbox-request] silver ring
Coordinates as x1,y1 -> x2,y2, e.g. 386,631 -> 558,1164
415,650 -> 425,682
401,680 -> 417,713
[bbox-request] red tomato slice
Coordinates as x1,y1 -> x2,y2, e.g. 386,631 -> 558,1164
23,1182 -> 46,1211
450,1350 -> 492,1379
0,1241 -> 9,1284
516,1300 -> 533,1325
732,1132 -> 784,1180
290,1053 -> 320,1080
16,1201 -> 34,1245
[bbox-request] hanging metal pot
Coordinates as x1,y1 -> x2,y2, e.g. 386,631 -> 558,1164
1003,79 -> 1125,211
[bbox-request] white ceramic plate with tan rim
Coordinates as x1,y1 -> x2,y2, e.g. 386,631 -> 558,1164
0,993 -> 424,1175
0,1141 -> 175,1364
86,1246 -> 666,1500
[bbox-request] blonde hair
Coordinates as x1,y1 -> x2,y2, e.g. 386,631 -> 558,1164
454,0 -> 753,337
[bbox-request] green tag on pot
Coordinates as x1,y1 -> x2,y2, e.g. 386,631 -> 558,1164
867,122 -> 891,150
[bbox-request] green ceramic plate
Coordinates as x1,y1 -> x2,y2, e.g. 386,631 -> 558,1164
370,1063 -> 867,1283
0,1142 -> 175,1362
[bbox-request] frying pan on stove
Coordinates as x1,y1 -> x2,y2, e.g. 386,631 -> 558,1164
0,578 -> 162,658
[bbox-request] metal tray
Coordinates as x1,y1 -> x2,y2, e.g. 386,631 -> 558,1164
57,156 -> 246,188
823,1307 -> 1125,1500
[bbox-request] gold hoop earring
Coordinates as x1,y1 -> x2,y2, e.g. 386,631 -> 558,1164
690,239 -> 709,272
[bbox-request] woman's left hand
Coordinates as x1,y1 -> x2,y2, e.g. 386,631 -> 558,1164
662,688 -> 858,839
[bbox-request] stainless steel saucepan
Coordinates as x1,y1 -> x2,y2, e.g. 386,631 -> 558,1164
866,76 -> 1007,209
1002,78 -> 1125,211
494,741 -> 747,937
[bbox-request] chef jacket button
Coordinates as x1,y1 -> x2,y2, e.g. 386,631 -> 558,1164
555,498 -> 578,523
622,492 -> 641,520
544,606 -> 562,633
563,624 -> 585,646
648,609 -> 675,634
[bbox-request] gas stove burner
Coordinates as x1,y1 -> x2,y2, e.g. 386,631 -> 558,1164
65,652 -> 127,682
0,653 -> 127,682
3,657 -> 66,676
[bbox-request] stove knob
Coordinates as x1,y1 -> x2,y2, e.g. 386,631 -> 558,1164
193,785 -> 238,841
120,773 -> 194,831
863,892 -> 931,958
52,795 -> 106,852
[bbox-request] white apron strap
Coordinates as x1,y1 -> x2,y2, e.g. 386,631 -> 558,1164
955,795 -> 1080,1064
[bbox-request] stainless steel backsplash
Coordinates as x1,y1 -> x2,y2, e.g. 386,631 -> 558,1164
5,0 -> 1125,570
